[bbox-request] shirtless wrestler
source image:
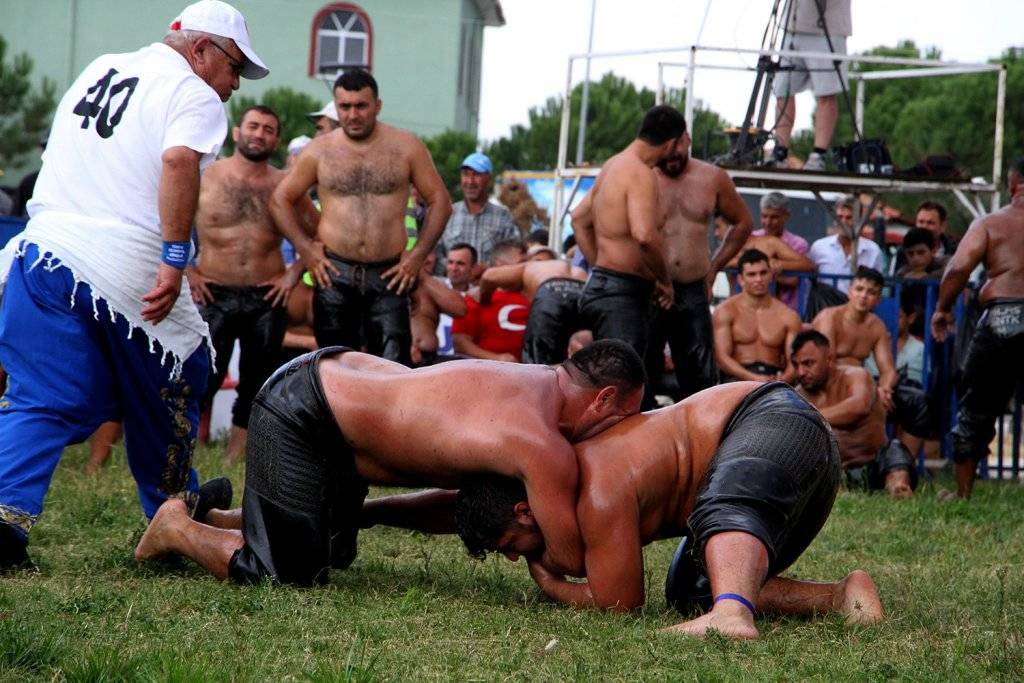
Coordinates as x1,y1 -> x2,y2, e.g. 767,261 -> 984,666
365,381 -> 882,640
725,232 -> 817,293
645,122 -> 753,399
135,340 -> 646,585
571,105 -> 682,400
812,267 -> 897,412
931,157 -> 1024,500
410,252 -> 467,366
792,330 -> 915,498
713,249 -> 802,382
270,69 -> 452,366
478,256 -> 587,365
188,105 -> 317,461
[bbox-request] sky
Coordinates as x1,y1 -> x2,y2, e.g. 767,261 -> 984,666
477,0 -> 1023,147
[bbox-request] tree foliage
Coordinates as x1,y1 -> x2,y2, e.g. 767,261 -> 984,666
422,129 -> 478,200
224,87 -> 324,168
0,35 -> 56,173
482,72 -> 733,171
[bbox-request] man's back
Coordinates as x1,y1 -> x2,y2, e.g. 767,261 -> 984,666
521,260 -> 586,300
974,204 -> 1024,302
30,43 -> 225,231
590,151 -> 663,277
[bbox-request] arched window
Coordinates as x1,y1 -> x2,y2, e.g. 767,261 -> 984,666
310,4 -> 373,78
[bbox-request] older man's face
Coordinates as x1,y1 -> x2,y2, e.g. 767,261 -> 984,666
460,168 -> 490,203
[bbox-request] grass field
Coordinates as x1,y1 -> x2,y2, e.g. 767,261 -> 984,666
2,441 -> 1023,682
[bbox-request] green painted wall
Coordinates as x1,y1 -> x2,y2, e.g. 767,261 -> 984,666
1,0 -> 496,181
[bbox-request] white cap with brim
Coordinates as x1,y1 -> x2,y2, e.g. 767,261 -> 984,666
307,102 -> 339,124
171,0 -> 269,80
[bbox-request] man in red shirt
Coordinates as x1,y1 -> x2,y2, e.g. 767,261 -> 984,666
454,240 -> 528,362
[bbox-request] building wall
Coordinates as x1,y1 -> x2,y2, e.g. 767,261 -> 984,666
1,0 -> 495,182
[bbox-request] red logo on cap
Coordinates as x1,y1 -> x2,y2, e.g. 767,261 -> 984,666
170,20 -> 182,30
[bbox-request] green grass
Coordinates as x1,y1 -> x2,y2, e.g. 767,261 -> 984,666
2,442 -> 1023,681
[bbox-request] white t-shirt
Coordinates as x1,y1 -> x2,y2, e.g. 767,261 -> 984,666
808,234 -> 883,286
28,42 -> 226,232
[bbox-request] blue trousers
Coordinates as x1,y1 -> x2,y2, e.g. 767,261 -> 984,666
0,243 -> 208,545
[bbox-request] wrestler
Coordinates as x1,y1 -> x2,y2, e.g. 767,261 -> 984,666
811,267 -> 897,412
572,105 -> 682,400
410,252 -> 468,366
712,249 -> 802,382
366,381 -> 882,640
189,105 -> 317,461
726,232 -> 817,287
791,330 -> 914,498
135,340 -> 646,585
645,118 -> 753,399
931,157 -> 1024,500
478,256 -> 587,365
270,69 -> 452,366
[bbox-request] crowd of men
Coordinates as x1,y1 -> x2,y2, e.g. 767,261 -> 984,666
1,0 -> 1022,644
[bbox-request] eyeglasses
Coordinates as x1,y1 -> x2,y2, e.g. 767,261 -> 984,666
209,41 -> 244,77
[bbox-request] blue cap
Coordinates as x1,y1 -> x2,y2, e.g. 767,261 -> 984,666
461,152 -> 492,174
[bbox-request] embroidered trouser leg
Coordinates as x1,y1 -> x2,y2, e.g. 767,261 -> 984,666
0,245 -> 207,549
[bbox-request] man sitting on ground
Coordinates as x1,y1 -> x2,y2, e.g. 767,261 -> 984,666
811,266 -> 897,412
791,330 -> 915,498
713,249 -> 802,382
452,240 -> 529,362
135,340 -> 646,584
364,380 -> 883,640
478,251 -> 587,365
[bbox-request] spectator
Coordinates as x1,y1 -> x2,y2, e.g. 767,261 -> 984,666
750,192 -> 811,309
914,200 -> 957,257
439,152 -> 519,267
896,228 -> 946,279
410,252 -> 467,366
434,242 -> 477,356
453,240 -> 528,361
306,101 -> 339,138
808,196 -> 883,287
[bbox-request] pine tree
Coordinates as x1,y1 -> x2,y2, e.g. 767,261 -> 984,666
0,35 -> 56,174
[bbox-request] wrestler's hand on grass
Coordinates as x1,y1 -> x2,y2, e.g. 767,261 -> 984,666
261,269 -> 301,308
930,310 -> 955,342
655,280 -> 675,310
527,558 -> 563,586
142,264 -> 184,324
185,267 -> 219,306
383,251 -> 423,295
300,241 -> 339,289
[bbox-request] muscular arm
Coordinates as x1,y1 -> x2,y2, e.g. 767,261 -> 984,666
713,304 -> 763,381
818,369 -> 876,428
780,313 -> 802,383
627,170 -> 670,287
529,480 -> 644,610
479,263 -> 526,305
871,320 -> 898,396
811,308 -> 838,346
519,445 -> 584,577
421,276 -> 467,317
770,238 -> 817,273
360,489 -> 458,533
707,174 -> 754,278
570,193 -> 597,265
269,150 -> 337,287
406,140 -> 453,266
142,146 -> 202,323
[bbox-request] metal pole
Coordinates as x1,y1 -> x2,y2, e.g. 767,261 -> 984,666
685,46 -> 696,156
575,0 -> 597,165
992,65 -> 1007,211
855,79 -> 865,136
656,63 -> 665,105
550,58 -> 576,242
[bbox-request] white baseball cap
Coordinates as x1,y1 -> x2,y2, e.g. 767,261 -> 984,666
287,135 -> 312,156
170,1 -> 269,79
307,101 -> 339,124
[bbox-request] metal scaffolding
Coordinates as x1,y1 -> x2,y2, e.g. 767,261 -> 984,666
548,44 -> 1006,248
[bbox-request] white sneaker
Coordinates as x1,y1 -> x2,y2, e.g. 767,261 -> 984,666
803,152 -> 826,171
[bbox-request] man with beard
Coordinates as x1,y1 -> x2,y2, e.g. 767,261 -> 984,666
188,106 -> 317,461
270,69 -> 451,365
645,119 -> 753,402
572,105 -> 683,401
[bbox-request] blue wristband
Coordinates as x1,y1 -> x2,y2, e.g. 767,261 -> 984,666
162,240 -> 191,269
714,592 -> 757,616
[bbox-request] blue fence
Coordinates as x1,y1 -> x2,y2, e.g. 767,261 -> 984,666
767,271 -> 1022,479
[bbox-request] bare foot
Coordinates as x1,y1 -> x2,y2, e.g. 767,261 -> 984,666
834,570 -> 883,625
660,608 -> 758,640
885,471 -> 914,499
135,499 -> 188,562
